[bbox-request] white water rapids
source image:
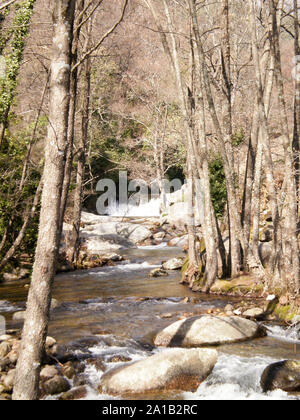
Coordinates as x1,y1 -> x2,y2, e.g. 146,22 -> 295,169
106,199 -> 161,217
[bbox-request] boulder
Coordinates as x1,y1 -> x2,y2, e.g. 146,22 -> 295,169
43,375 -> 71,395
62,363 -> 76,380
153,232 -> 165,240
83,234 -> 136,252
80,220 -> 152,246
98,348 -> 217,396
243,308 -> 264,318
149,268 -> 168,278
0,358 -> 10,372
40,365 -> 59,381
168,235 -> 188,248
45,336 -> 57,349
261,360 -> 300,393
154,315 -> 266,348
12,311 -> 26,321
3,369 -> 16,390
3,273 -> 19,282
162,258 -> 184,271
0,335 -> 13,343
59,386 -> 87,401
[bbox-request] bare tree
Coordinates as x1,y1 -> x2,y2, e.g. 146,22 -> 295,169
12,0 -> 76,400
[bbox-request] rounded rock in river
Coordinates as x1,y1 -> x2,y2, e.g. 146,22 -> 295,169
98,348 -> 217,396
154,315 -> 266,348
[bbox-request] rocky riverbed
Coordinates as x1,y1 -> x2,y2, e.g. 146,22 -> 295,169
0,212 -> 300,400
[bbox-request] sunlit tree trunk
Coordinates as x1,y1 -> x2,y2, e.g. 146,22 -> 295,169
248,0 -> 282,288
69,54 -> 91,263
270,0 -> 300,293
12,0 -> 75,400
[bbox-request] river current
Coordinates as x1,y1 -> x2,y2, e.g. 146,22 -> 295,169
0,243 -> 299,400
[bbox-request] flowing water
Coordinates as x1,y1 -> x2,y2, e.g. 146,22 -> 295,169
0,238 -> 299,400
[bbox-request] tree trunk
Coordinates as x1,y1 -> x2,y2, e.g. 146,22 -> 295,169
12,0 -> 75,400
248,0 -> 282,288
59,0 -> 85,231
270,0 -> 300,293
69,54 -> 91,263
293,0 -> 300,206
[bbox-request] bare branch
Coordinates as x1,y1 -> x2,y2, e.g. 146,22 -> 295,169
72,0 -> 129,72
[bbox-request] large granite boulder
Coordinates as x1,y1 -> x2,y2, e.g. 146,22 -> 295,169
154,315 -> 266,348
98,348 -> 217,396
261,360 -> 300,393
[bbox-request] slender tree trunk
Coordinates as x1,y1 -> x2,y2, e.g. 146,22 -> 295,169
248,0 -> 282,288
293,0 -> 300,206
270,0 -> 300,292
60,0 -> 85,230
69,54 -> 91,263
12,0 -> 75,400
190,0 -> 244,277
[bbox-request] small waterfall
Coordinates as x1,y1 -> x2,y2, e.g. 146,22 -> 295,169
266,324 -> 300,344
106,199 -> 161,217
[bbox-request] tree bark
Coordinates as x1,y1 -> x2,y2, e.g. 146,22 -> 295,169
12,0 -> 75,400
69,54 -> 91,263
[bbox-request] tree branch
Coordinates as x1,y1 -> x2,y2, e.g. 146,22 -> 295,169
72,0 -> 129,72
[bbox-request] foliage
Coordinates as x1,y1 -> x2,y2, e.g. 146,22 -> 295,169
0,0 -> 36,129
232,129 -> 245,148
209,156 -> 227,219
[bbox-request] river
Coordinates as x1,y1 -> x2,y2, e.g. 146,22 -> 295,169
0,242 -> 299,400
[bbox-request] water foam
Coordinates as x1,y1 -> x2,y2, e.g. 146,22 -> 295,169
266,324 -> 300,344
106,199 -> 161,217
185,353 -> 297,400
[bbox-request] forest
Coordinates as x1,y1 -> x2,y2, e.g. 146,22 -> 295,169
0,0 -> 299,402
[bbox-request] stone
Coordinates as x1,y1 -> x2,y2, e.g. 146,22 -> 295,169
160,313 -> 174,319
149,268 -> 168,278
168,235 -> 188,248
99,348 -> 217,396
3,369 -> 16,390
18,269 -> 30,279
106,355 -> 132,363
7,351 -> 18,365
12,311 -> 26,321
73,374 -> 90,387
83,234 -> 136,252
3,273 -> 19,282
224,304 -> 234,312
0,358 -> 10,372
0,342 -> 11,359
233,309 -> 242,316
40,365 -> 59,381
62,363 -> 76,379
243,308 -> 264,318
0,335 -> 12,343
50,299 -> 61,310
261,360 -> 300,393
43,375 -> 71,395
86,358 -> 106,372
162,258 -> 185,271
154,315 -> 266,348
59,386 -> 87,401
153,232 -> 165,240
45,336 -> 57,349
